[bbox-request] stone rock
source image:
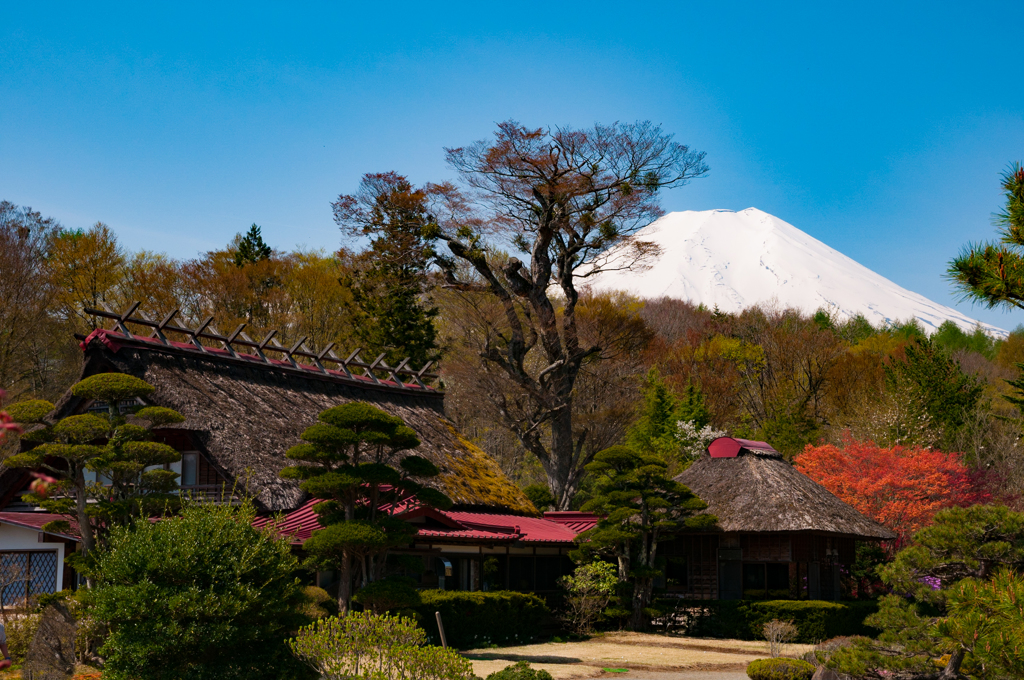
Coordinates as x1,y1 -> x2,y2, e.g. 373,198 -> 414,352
812,668 -> 844,680
22,603 -> 77,680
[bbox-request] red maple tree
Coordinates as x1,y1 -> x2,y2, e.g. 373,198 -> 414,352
794,435 -> 991,549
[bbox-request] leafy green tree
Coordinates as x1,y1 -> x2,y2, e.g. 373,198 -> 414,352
279,402 -> 451,612
829,505 -> 1024,679
559,561 -> 618,635
234,223 -> 272,266
948,162 -> 1024,310
930,320 -> 996,360
87,499 -> 313,680
333,172 -> 441,369
572,445 -> 714,630
5,373 -> 184,560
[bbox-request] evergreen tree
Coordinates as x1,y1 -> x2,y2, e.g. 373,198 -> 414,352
234,223 -> 272,266
333,173 -> 441,369
830,505 -> 1024,679
884,338 -> 982,448
626,369 -> 711,465
572,445 -> 714,630
279,402 -> 451,612
948,162 -> 1024,309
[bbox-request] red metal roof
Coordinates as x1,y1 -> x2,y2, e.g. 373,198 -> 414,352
255,501 -> 598,546
81,328 -> 434,393
0,512 -> 79,540
708,437 -> 781,458
542,511 -> 600,534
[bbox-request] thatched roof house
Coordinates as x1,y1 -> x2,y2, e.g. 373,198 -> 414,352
676,437 -> 893,540
19,321 -> 533,516
665,437 -> 894,601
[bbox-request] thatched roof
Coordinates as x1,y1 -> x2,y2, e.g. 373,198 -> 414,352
676,438 -> 894,540
48,330 -> 535,515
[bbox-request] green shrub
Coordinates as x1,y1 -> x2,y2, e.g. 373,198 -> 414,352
300,586 -> 339,620
352,576 -> 421,614
87,500 -> 314,680
289,611 -> 476,680
672,600 -> 879,643
747,600 -> 879,642
411,590 -> 550,649
6,613 -> 42,661
746,657 -> 815,680
486,660 -> 555,680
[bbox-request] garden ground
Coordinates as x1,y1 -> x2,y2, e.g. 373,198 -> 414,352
463,632 -> 813,679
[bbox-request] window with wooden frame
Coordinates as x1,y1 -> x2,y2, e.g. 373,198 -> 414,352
0,551 -> 59,605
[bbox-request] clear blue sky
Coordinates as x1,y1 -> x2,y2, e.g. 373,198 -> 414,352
3,2 -> 1023,328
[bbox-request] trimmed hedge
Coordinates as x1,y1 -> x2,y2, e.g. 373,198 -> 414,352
746,658 -> 815,680
411,590 -> 550,649
670,599 -> 879,643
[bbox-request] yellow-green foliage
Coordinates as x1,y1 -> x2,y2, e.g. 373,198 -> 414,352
444,425 -> 536,515
746,658 -> 815,680
72,373 -> 154,403
299,585 -> 338,620
7,613 -> 42,661
6,400 -> 54,425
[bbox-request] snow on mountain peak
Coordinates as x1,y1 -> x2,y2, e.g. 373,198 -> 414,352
583,208 -> 1006,337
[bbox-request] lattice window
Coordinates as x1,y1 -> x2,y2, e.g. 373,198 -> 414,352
0,551 -> 59,606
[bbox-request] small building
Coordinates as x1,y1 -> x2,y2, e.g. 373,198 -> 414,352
664,437 -> 894,600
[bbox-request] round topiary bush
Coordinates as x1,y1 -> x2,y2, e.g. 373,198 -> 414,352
746,657 -> 816,680
72,373 -> 154,404
6,399 -> 54,424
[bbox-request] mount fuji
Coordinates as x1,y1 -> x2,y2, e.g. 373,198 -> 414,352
583,208 -> 1006,337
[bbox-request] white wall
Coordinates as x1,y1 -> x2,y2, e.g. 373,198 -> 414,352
0,522 -> 66,594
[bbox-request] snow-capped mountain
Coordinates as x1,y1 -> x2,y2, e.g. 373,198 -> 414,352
583,208 -> 1006,337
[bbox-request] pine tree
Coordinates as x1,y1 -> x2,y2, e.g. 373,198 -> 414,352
948,162 -> 1024,309
333,173 -> 441,370
5,374 -> 184,564
279,402 -> 451,612
626,369 -> 711,465
233,224 -> 272,266
829,505 -> 1024,679
572,445 -> 714,630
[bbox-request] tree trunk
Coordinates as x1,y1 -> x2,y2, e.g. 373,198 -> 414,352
547,405 -> 577,510
937,648 -> 965,680
74,470 -> 95,587
338,549 -> 352,614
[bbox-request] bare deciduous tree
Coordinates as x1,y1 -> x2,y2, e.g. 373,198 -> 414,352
431,121 -> 707,508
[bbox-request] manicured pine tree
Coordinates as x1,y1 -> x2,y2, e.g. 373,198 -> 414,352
279,401 -> 451,612
5,373 -> 184,562
572,445 -> 714,630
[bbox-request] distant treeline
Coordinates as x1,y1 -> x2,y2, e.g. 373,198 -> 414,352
4,199 -> 1023,504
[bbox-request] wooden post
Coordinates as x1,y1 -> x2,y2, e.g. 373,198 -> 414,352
435,611 -> 448,649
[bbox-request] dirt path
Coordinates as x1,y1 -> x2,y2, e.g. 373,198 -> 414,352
464,632 -> 813,679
